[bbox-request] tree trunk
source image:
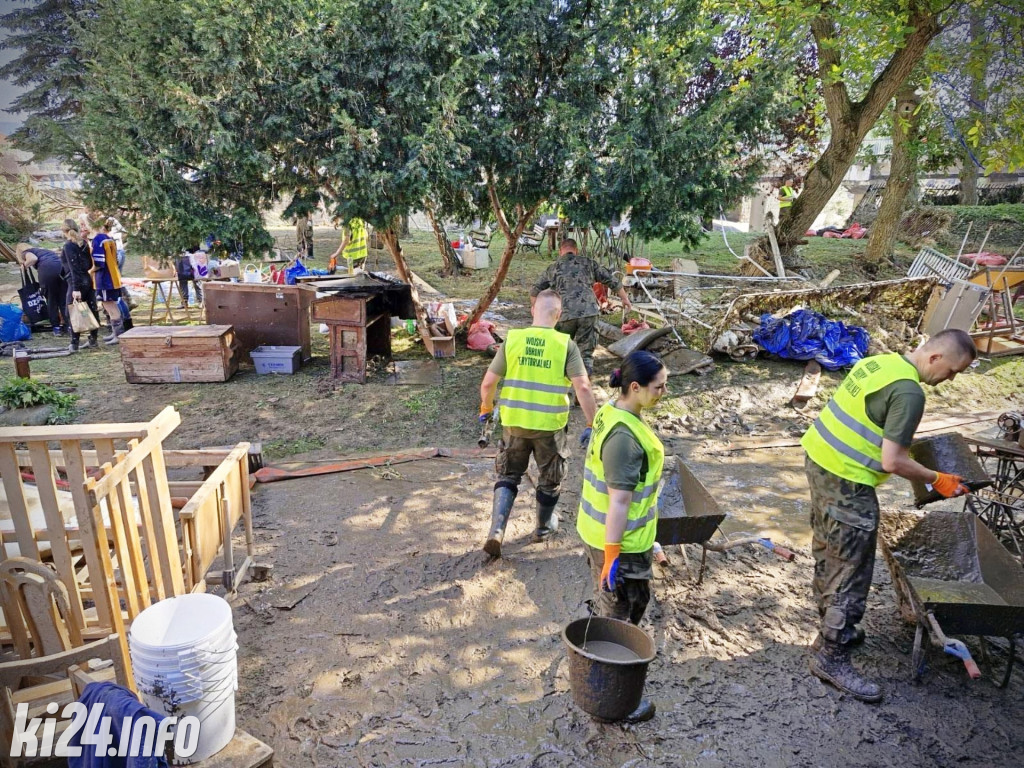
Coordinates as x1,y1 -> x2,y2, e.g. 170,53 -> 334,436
959,10 -> 986,206
379,227 -> 433,352
865,89 -> 922,266
769,5 -> 942,261
463,175 -> 542,330
424,203 -> 460,277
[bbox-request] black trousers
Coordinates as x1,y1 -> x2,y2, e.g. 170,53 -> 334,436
38,263 -> 69,330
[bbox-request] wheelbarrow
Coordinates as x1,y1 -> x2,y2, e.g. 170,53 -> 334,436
656,457 -> 795,584
880,509 -> 1024,687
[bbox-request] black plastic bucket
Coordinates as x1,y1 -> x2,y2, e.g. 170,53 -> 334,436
908,432 -> 992,507
562,617 -> 656,722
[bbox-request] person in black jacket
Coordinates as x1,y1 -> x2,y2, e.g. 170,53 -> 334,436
16,243 -> 68,335
60,219 -> 100,351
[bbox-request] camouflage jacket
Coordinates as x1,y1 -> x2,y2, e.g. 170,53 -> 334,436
530,253 -> 622,320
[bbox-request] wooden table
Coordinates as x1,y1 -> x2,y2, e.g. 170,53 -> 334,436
138,278 -> 196,325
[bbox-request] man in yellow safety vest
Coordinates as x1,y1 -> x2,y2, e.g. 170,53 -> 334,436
478,290 -> 597,557
329,217 -> 368,274
801,329 -> 977,703
779,176 -> 798,212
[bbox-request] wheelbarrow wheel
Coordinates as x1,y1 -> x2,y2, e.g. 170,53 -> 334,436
980,636 -> 1016,689
912,623 -> 927,682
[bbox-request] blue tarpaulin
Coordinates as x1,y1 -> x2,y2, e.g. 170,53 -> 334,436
753,308 -> 869,370
0,304 -> 30,342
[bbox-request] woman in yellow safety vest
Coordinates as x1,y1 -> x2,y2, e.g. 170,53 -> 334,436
576,349 -> 668,722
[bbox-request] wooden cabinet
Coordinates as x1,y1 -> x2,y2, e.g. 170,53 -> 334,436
203,282 -> 317,362
119,325 -> 239,383
312,295 -> 392,383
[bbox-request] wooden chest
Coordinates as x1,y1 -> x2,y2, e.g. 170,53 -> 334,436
203,282 -> 316,362
120,325 -> 239,383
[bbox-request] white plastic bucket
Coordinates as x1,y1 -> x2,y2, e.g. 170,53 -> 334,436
129,595 -> 237,763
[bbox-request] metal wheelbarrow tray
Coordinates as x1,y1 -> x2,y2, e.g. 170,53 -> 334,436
880,509 -> 1024,687
656,457 -> 793,583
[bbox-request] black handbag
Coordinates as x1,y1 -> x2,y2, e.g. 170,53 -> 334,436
18,266 -> 48,326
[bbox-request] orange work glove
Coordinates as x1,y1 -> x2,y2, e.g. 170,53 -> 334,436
933,472 -> 969,498
479,404 -> 493,424
600,543 -> 622,592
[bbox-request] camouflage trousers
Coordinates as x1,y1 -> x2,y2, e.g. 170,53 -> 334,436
805,456 -> 879,645
556,315 -> 598,373
586,545 -> 653,626
495,428 -> 568,496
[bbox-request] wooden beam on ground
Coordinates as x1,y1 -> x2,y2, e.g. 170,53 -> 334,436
790,361 -> 821,408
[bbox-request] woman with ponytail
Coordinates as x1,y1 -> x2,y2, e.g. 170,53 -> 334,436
60,219 -> 100,351
575,349 -> 668,722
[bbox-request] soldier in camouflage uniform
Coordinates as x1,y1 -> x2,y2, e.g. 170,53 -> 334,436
801,329 -> 977,702
530,239 -> 632,375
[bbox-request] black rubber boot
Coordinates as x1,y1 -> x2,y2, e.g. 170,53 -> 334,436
484,485 -> 517,558
809,639 -> 883,703
85,330 -> 99,349
532,490 -> 559,543
622,698 -> 656,723
812,626 -> 865,651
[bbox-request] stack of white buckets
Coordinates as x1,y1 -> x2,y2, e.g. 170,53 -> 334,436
129,593 -> 238,763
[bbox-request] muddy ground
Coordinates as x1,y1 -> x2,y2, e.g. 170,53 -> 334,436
4,239 -> 1024,766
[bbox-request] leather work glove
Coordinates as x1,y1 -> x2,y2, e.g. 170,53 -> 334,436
600,543 -> 622,592
479,406 -> 493,424
932,472 -> 970,498
580,426 -> 593,448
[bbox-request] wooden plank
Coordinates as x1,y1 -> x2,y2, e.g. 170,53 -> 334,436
128,439 -> 166,603
85,410 -> 181,501
141,446 -> 185,595
119,324 -> 233,338
791,361 -> 821,406
0,406 -> 180,445
765,221 -> 786,278
25,441 -> 86,632
60,441 -> 117,633
93,440 -> 142,617
0,444 -> 40,560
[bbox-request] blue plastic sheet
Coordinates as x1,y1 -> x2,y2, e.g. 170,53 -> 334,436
0,304 -> 30,342
284,259 -> 309,285
753,309 -> 869,370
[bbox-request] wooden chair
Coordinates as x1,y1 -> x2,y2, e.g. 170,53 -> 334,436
517,223 -> 545,254
0,558 -> 131,767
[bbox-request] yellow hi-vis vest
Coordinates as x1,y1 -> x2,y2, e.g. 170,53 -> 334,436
343,218 -> 367,263
577,403 -> 664,554
498,327 -> 572,431
780,185 -> 796,209
801,354 -> 921,487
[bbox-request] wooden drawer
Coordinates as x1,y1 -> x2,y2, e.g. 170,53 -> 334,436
312,294 -> 386,325
120,325 -> 239,383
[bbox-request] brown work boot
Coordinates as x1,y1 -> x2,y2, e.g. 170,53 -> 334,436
809,639 -> 883,703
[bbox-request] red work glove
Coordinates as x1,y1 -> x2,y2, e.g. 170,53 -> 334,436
933,472 -> 969,498
600,543 -> 622,592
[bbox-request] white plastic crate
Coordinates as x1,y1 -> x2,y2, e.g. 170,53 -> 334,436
250,345 -> 302,374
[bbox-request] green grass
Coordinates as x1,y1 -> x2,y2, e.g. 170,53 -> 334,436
263,435 -> 327,460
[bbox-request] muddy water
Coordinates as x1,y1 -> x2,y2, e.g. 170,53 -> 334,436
580,640 -> 642,662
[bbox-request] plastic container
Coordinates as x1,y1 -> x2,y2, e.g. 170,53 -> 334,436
562,616 -> 656,722
250,345 -> 302,375
130,594 -> 237,763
